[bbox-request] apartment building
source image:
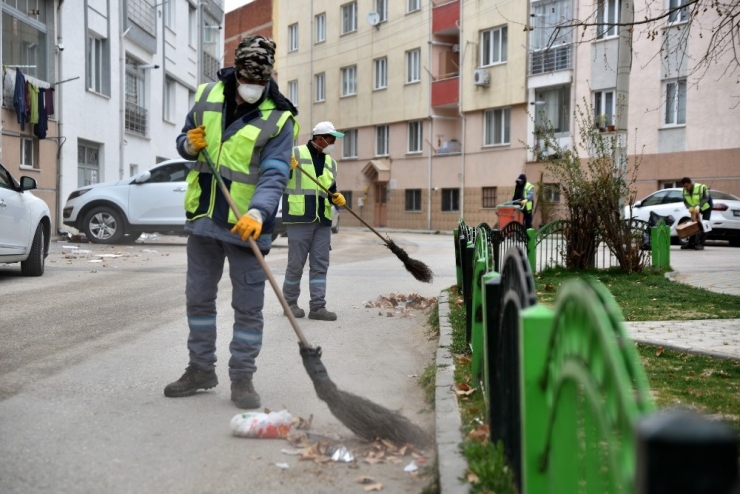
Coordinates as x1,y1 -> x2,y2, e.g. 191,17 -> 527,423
275,0 -> 530,231
1,0 -> 225,231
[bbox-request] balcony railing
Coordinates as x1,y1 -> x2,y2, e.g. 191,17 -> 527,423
432,0 -> 459,34
432,76 -> 459,108
125,101 -> 148,136
203,51 -> 220,82
529,45 -> 572,75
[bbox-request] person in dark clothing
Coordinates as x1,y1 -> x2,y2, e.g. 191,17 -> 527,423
512,174 -> 535,229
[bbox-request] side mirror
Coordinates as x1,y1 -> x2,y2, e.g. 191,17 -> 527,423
633,201 -> 642,208
134,171 -> 151,184
19,176 -> 38,192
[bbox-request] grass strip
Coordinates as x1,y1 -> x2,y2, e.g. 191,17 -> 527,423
535,267 -> 740,321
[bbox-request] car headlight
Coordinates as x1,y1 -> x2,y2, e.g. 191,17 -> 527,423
67,189 -> 91,201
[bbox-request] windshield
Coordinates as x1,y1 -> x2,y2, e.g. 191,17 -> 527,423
710,191 -> 740,201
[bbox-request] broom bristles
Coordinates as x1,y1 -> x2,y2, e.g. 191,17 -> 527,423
314,380 -> 431,447
386,240 -> 434,283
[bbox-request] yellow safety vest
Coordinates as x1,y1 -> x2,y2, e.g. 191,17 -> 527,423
524,182 -> 534,212
184,81 -> 299,224
682,183 -> 710,212
284,145 -> 336,223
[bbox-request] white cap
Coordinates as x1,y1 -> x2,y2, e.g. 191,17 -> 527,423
312,121 -> 344,138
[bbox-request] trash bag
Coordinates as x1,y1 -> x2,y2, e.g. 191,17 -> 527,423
642,212 -> 676,250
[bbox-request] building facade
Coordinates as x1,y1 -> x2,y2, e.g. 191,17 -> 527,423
2,0 -> 225,233
241,0 -> 740,231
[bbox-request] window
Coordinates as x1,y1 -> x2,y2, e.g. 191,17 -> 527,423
596,0 -> 619,39
342,129 -> 358,158
405,189 -> 422,211
480,26 -> 508,66
125,56 -> 148,136
315,13 -> 326,43
20,137 -> 36,169
87,35 -> 104,93
534,85 -> 571,134
668,0 -> 690,24
407,0 -> 421,13
340,190 -> 353,208
78,141 -> 100,186
288,23 -> 298,52
594,90 -> 615,127
288,80 -> 298,107
164,77 -> 175,122
660,180 -> 680,189
441,188 -> 459,212
202,13 -> 220,82
375,125 -> 389,156
341,65 -> 357,96
406,48 -> 421,83
374,57 -> 387,90
147,162 -> 190,183
482,187 -> 497,208
484,108 -> 510,145
315,73 -> 325,102
2,9 -> 48,80
376,0 -> 388,21
664,79 -> 687,125
341,2 -> 357,34
189,6 -> 197,46
543,184 -> 561,203
408,121 -> 422,153
163,0 -> 174,29
529,0 -> 573,74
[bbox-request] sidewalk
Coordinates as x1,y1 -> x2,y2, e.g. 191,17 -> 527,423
434,243 -> 740,492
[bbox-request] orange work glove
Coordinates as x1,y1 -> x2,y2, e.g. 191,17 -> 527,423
230,209 -> 263,241
185,125 -> 207,154
332,192 -> 346,207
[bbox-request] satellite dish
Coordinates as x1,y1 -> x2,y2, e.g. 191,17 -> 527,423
366,11 -> 380,27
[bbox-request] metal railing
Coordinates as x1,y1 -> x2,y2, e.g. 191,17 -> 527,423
126,0 -> 156,35
529,44 -> 572,75
203,51 -> 220,82
125,101 -> 148,136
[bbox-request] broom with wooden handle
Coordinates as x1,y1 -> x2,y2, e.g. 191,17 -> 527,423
199,148 -> 430,447
292,158 -> 433,284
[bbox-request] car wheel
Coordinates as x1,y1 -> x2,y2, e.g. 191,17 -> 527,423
121,231 -> 143,244
730,239 -> 740,248
21,224 -> 45,276
82,206 -> 125,244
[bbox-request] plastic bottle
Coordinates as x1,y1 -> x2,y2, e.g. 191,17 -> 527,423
230,409 -> 293,438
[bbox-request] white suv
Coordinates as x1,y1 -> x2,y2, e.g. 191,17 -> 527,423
64,159 -> 287,244
0,163 -> 51,276
63,159 -> 193,244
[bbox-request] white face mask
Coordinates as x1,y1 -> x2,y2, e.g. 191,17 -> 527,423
237,82 -> 264,104
322,144 -> 335,156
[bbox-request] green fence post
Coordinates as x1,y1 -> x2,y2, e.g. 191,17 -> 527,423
470,254 -> 488,381
527,228 -> 537,274
651,220 -> 670,270
454,227 -> 462,288
519,304 -> 555,494
481,270 -> 501,414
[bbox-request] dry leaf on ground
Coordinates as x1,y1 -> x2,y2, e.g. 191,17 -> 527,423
355,476 -> 375,484
363,483 -> 383,492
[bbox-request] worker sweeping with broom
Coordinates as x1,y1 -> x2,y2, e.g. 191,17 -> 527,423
281,122 -> 347,322
164,35 -> 298,409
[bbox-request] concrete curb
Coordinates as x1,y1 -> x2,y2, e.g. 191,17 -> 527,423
435,291 -> 469,494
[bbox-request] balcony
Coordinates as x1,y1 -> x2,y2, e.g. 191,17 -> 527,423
432,0 -> 459,35
529,45 -> 572,75
432,76 -> 459,108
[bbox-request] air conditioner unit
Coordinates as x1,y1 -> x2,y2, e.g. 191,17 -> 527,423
473,69 -> 490,87
452,44 -> 460,53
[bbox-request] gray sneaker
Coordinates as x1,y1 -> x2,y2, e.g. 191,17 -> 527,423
308,307 -> 337,321
286,303 -> 305,318
231,377 -> 261,409
164,364 -> 218,397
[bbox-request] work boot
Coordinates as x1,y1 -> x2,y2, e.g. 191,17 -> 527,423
694,244 -> 705,250
231,377 -> 261,409
680,243 -> 693,250
285,303 -> 305,318
164,364 -> 218,397
308,307 -> 337,321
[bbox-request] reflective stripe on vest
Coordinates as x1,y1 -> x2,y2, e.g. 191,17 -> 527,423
285,145 -> 336,222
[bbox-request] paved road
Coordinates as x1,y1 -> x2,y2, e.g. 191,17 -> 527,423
0,229 -> 456,494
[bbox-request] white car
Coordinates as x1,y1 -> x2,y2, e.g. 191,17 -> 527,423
64,159 -> 287,244
0,163 -> 51,276
625,188 -> 740,247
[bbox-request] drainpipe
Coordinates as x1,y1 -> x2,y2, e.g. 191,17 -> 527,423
615,0 -> 633,213
55,0 -> 64,231
457,5 -> 465,219
119,4 -> 129,180
426,6 -> 433,230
